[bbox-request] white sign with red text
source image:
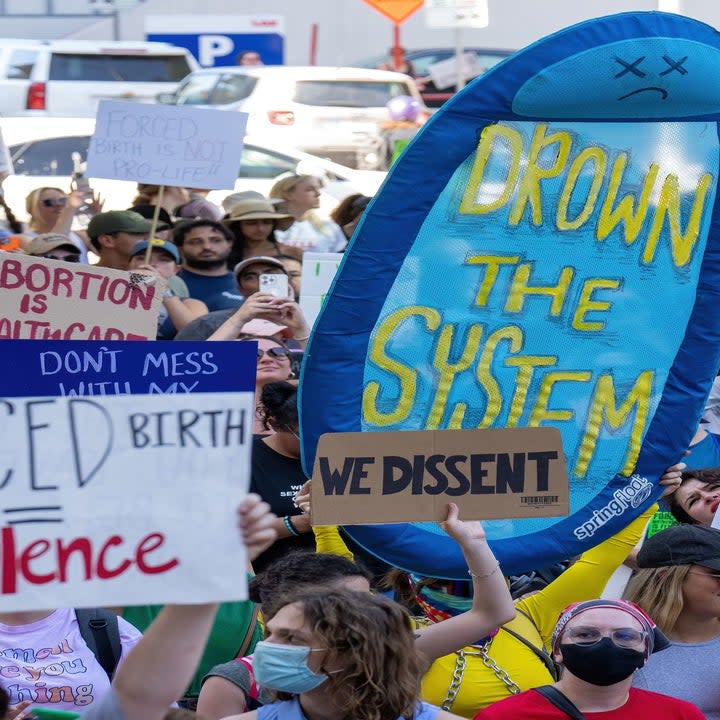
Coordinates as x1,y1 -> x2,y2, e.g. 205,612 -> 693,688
0,392 -> 253,610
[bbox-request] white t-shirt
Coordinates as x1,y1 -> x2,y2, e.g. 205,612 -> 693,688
0,608 -> 142,712
275,217 -> 346,253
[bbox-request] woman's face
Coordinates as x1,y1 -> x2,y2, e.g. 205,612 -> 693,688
240,218 -> 274,243
681,564 -> 720,618
674,478 -> 720,525
286,178 -> 321,212
265,602 -> 327,674
34,189 -> 67,224
256,338 -> 293,386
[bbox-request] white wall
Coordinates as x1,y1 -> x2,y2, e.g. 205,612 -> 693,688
115,0 -> 720,65
5,0 -> 720,62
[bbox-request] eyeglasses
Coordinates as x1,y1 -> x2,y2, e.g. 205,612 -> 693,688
564,626 -> 647,649
44,253 -> 80,263
257,347 -> 291,360
41,197 -> 68,208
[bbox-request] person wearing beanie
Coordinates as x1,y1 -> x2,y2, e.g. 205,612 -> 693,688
475,598 -> 702,718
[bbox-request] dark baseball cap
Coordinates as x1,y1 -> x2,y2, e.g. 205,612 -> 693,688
637,524 -> 720,571
87,211 -> 153,240
129,204 -> 174,230
130,238 -> 180,264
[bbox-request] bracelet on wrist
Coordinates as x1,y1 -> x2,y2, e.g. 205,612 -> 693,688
283,515 -> 300,536
468,561 -> 500,580
294,334 -> 310,342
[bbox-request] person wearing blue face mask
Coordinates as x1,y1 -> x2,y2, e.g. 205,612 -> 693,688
227,588 -> 465,720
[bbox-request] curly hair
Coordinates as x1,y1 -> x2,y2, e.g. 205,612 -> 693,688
624,565 -> 692,634
257,380 -> 297,431
267,589 -> 423,720
666,467 -> 720,524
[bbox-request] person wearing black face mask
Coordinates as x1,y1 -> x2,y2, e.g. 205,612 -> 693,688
474,599 -> 703,719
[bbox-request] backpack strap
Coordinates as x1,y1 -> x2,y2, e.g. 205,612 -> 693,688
75,608 -> 122,680
535,686 -> 586,720
500,622 -> 561,681
235,655 -> 259,701
234,604 -> 260,660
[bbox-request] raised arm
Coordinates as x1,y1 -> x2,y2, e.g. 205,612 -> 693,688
414,502 -> 516,666
104,495 -> 277,720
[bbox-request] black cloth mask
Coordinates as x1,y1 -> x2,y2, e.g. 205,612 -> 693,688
559,638 -> 645,686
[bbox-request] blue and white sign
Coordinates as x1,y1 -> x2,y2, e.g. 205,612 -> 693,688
0,340 -> 257,610
146,15 -> 285,67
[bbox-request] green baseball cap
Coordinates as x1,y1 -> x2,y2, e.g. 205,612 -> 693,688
87,210 -> 153,240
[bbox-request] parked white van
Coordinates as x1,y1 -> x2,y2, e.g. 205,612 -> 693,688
0,40 -> 199,117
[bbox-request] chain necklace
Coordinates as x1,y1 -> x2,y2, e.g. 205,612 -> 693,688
440,643 -> 523,712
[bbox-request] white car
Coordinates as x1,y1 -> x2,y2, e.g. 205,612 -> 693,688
0,39 -> 198,117
0,117 -> 385,228
158,65 -> 427,170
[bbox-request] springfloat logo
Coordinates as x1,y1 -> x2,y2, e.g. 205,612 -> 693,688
573,474 -> 654,540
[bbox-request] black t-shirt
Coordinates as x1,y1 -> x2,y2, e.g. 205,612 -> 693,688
250,435 -> 315,572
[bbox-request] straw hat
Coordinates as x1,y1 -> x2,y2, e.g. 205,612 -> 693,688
224,199 -> 294,231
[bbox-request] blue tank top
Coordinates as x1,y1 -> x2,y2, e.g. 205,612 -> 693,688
258,698 -> 440,720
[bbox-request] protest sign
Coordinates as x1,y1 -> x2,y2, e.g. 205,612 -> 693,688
0,340 -> 257,610
86,100 -> 248,190
299,11 -> 720,577
0,254 -> 164,341
311,427 -> 568,525
299,252 -> 342,329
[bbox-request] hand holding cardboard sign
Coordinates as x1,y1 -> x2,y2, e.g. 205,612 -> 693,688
293,480 -> 312,517
441,500 -> 487,546
659,462 -> 686,498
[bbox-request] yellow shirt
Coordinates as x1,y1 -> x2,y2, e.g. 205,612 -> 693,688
419,506 -> 655,717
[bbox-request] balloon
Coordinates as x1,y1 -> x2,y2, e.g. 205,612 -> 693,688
386,95 -> 420,122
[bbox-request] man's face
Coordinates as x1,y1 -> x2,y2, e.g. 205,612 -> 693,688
181,226 -> 232,270
128,248 -> 178,280
100,231 -> 148,263
41,247 -> 81,263
238,263 -> 286,295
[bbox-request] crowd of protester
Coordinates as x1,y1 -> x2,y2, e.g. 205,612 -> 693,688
0,165 -> 719,720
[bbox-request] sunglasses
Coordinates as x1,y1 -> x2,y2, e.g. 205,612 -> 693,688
257,347 -> 291,360
41,197 -> 68,208
44,253 -> 80,263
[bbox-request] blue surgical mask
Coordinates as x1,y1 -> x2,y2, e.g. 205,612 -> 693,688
252,640 -> 329,693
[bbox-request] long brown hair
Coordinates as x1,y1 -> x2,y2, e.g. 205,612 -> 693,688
268,589 -> 423,720
624,565 -> 692,634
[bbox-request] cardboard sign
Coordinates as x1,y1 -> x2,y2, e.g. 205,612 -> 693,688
0,340 -> 257,610
0,254 -> 164,341
299,252 -> 342,329
311,427 -> 568,524
87,100 -> 248,190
